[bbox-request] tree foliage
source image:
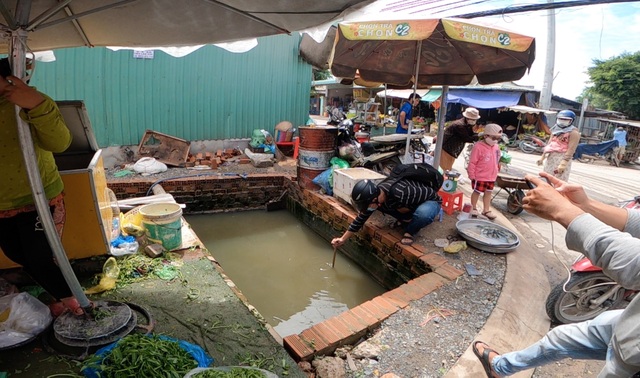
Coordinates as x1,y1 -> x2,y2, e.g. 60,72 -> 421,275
313,69 -> 332,81
584,52 -> 640,119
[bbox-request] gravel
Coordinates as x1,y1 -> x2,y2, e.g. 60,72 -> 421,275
339,236 -> 506,378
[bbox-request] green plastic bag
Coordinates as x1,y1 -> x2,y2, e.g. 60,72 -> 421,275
500,151 -> 512,164
330,157 -> 349,169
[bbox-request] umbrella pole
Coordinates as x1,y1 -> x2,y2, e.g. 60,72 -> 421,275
403,42 -> 422,163
383,83 -> 387,136
10,31 -> 92,310
433,86 -> 449,169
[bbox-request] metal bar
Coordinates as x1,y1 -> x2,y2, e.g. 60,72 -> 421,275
27,0 -> 73,31
403,41 -> 422,163
34,0 -> 138,31
0,1 -> 17,29
10,30 -> 91,309
433,86 -> 449,169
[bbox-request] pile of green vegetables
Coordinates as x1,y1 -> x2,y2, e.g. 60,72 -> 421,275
192,368 -> 266,377
81,333 -> 197,378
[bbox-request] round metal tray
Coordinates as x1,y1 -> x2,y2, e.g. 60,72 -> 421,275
465,238 -> 520,254
456,219 -> 519,247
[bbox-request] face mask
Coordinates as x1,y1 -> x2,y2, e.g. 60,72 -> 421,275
557,118 -> 572,127
484,137 -> 498,146
466,119 -> 477,125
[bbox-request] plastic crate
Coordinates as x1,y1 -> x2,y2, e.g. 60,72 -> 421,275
333,168 -> 387,206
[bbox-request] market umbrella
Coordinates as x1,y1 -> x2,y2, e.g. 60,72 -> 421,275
1,0 -> 373,312
329,18 -> 536,166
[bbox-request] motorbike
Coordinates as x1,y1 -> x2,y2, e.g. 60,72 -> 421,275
336,118 -> 429,174
326,106 -> 346,126
545,195 -> 640,324
518,134 -> 547,154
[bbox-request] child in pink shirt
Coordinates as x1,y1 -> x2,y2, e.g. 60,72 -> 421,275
467,123 -> 503,220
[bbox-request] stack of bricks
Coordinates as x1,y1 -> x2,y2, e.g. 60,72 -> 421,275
185,149 -> 250,168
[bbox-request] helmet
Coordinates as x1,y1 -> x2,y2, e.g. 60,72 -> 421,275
556,110 -> 576,127
351,179 -> 379,212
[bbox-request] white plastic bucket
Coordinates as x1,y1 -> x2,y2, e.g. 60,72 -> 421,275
139,203 -> 183,250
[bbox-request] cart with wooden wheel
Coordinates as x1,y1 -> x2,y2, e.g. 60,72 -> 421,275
493,166 -> 530,215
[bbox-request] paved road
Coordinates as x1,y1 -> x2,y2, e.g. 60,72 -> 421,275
451,147 -> 640,377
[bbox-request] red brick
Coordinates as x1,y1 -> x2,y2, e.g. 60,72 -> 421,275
401,281 -> 430,301
411,243 -> 428,254
411,273 -> 449,294
336,311 -> 368,333
419,253 -> 448,269
360,299 -> 396,319
323,317 -> 353,339
310,322 -> 343,345
299,329 -> 329,352
373,296 -> 405,312
382,287 -> 412,307
400,246 -> 423,264
350,306 -> 380,325
433,264 -> 465,281
283,335 -> 314,361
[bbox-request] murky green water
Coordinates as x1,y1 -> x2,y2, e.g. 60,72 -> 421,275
185,210 -> 385,337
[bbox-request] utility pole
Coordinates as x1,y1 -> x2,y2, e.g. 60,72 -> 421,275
538,0 -> 555,110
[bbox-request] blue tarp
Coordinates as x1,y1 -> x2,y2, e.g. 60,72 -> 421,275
574,140 -> 619,159
446,89 -> 522,108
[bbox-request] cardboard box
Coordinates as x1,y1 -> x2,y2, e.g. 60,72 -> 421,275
333,168 -> 387,206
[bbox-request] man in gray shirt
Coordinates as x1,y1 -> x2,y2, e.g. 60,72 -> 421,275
474,172 -> 640,377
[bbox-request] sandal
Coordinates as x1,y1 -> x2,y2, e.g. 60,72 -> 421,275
470,209 -> 479,217
482,211 -> 497,220
400,233 -> 414,246
61,296 -> 87,316
472,341 -> 501,378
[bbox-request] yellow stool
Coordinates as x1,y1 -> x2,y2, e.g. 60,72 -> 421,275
438,189 -> 463,215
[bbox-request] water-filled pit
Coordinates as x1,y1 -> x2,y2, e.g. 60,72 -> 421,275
186,210 -> 386,337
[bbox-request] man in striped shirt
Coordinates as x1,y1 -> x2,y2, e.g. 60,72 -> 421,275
331,177 -> 442,247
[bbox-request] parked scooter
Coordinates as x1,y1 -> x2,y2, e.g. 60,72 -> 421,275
518,134 -> 547,154
545,195 -> 640,324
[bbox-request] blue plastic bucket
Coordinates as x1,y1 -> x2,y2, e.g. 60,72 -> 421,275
139,203 -> 183,250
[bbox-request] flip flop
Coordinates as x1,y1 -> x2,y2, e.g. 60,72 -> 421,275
400,233 -> 414,245
472,341 -> 500,378
482,211 -> 497,220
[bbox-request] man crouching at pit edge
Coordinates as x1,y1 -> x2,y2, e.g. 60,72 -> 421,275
331,176 -> 442,248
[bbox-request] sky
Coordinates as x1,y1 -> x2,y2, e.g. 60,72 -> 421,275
336,0 -> 640,101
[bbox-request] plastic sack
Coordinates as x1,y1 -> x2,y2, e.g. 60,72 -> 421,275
0,292 -> 52,349
312,167 -> 334,195
500,151 -> 512,164
132,157 -> 168,176
82,334 -> 214,378
120,206 -> 145,237
330,157 -> 349,169
85,257 -> 120,295
109,235 -> 139,256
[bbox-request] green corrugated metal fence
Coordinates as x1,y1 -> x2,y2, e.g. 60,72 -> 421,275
30,34 -> 312,147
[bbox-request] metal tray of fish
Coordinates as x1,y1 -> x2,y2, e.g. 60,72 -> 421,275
465,238 -> 520,254
455,219 -> 519,247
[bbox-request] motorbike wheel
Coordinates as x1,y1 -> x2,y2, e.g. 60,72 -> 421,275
519,140 -> 538,154
506,190 -> 525,215
545,272 -> 627,324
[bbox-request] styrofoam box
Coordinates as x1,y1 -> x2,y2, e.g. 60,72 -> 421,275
333,168 -> 387,206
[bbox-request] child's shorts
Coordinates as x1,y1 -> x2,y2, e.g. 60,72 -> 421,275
471,180 -> 495,193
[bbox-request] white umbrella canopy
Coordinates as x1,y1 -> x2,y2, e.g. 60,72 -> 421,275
0,0 -> 374,52
2,0 -> 374,311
